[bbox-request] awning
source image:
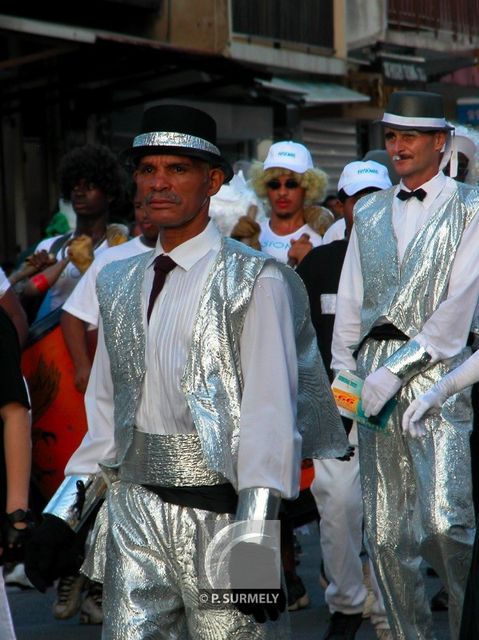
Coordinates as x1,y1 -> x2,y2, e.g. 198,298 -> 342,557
256,76 -> 370,104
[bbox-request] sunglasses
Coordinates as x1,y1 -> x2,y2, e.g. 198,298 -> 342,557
266,179 -> 300,190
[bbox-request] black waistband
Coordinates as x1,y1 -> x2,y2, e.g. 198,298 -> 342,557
142,483 -> 238,514
366,324 -> 409,342
354,324 -> 474,360
354,324 -> 408,359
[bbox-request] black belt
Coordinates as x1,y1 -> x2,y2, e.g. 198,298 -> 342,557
353,324 -> 408,359
353,324 -> 474,359
143,483 -> 238,514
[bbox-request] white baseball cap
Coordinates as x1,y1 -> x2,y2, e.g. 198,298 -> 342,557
263,141 -> 314,174
337,160 -> 392,196
455,134 -> 476,162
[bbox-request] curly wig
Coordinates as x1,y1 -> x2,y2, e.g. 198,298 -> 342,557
59,144 -> 129,203
249,162 -> 329,205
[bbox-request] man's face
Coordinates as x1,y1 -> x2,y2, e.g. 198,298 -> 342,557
266,174 -> 306,220
134,199 -> 159,243
384,128 -> 446,186
134,154 -> 223,230
70,179 -> 111,217
324,196 -> 343,220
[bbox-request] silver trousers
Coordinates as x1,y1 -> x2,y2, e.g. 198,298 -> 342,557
84,481 -> 290,640
357,339 -> 475,640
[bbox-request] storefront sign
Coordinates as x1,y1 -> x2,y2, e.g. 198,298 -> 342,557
382,60 -> 427,84
456,98 -> 479,125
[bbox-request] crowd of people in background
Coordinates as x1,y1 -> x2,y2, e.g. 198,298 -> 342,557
0,90 -> 479,640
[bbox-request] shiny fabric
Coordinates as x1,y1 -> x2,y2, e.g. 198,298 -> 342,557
82,499 -> 109,583
236,488 -> 282,522
97,482 -> 290,640
354,183 -> 479,343
120,431 -> 226,487
357,338 -> 475,640
133,131 -> 221,156
96,238 -> 348,481
43,473 -> 106,532
383,338 -> 432,381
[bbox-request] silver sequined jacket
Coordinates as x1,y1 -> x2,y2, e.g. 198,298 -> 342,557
96,237 -> 348,487
354,182 -> 479,343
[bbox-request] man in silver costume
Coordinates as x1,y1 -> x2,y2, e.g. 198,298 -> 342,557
331,91 -> 479,640
24,105 -> 348,639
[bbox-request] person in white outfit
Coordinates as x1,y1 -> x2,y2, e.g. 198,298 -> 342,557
250,141 -> 328,266
332,91 -> 479,640
297,161 -> 392,640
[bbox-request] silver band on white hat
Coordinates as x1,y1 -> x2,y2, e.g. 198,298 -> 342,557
133,131 -> 220,156
381,112 -> 451,129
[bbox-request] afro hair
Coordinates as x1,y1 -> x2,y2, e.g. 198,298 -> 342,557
249,163 -> 329,205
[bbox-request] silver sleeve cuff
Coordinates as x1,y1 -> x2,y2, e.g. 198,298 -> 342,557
234,488 -> 282,549
235,487 -> 281,522
43,474 -> 106,533
383,339 -> 432,382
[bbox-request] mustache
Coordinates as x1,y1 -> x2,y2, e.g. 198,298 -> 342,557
144,192 -> 181,205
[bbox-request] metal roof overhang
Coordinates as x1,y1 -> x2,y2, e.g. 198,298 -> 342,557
255,76 -> 370,105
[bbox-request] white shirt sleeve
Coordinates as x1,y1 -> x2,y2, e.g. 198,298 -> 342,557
331,228 -> 363,372
413,210 -> 479,362
62,260 -> 101,326
331,201 -> 479,370
64,321 -> 116,475
237,264 -> 302,499
322,218 -> 346,245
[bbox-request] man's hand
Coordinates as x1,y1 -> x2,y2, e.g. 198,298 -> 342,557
25,250 -> 57,273
24,515 -> 79,592
402,387 -> 446,438
229,541 -> 286,623
1,510 -> 35,564
361,366 -> 402,417
336,445 -> 355,462
287,234 -> 313,267
74,363 -> 92,394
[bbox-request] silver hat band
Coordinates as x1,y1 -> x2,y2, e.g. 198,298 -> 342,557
133,131 -> 220,156
381,112 -> 450,129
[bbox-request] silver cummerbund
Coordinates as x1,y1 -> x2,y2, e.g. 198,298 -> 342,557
119,430 -> 227,487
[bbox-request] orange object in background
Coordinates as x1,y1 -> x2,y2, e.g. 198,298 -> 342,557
21,309 -> 95,500
300,458 -> 314,491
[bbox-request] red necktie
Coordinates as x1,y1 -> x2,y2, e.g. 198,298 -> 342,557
147,255 -> 176,322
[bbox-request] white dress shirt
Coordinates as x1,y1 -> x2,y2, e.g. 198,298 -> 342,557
63,236 -> 153,328
34,235 -> 110,315
332,173 -> 479,371
322,218 -> 346,245
66,221 -> 302,499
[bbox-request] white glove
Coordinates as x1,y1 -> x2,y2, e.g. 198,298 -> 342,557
401,390 -> 445,438
402,347 -> 479,437
361,366 -> 402,417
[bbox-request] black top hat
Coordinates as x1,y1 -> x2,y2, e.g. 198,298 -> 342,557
124,104 -> 234,182
376,91 -> 454,131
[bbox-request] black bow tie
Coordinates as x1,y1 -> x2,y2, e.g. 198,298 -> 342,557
396,188 -> 427,202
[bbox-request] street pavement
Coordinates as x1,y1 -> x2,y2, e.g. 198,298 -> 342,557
8,524 -> 450,639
